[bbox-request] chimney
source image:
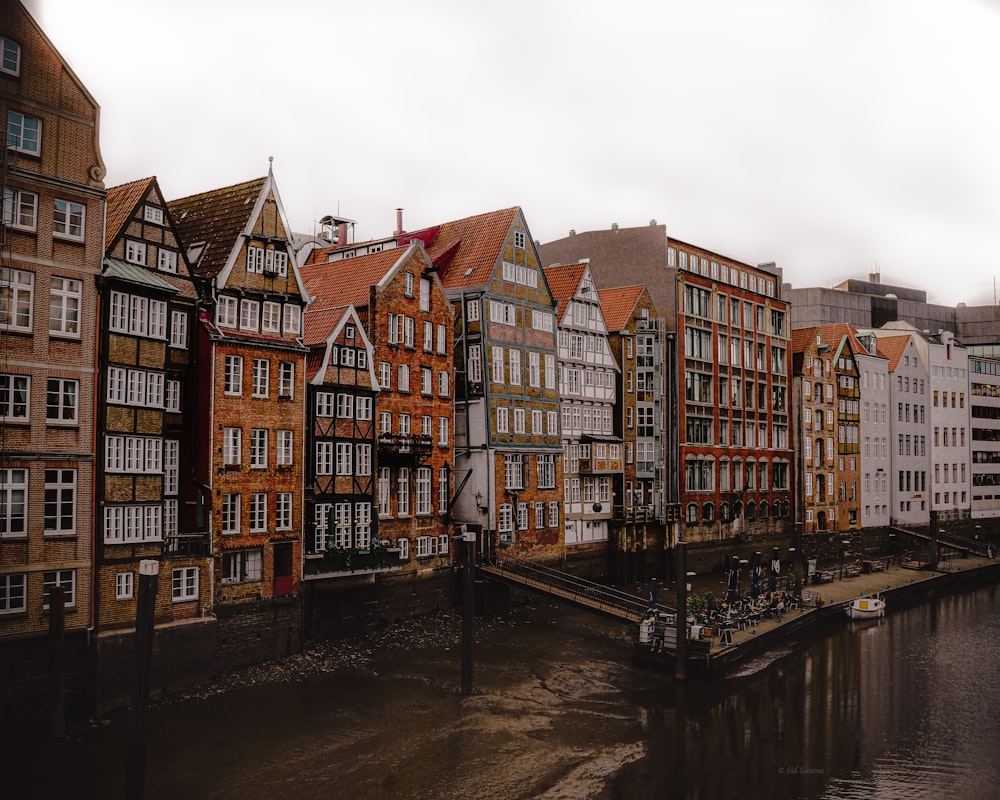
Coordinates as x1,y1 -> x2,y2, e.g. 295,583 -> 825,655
569,229 -> 576,236
337,222 -> 348,247
869,271 -> 880,284
649,219 -> 657,226
611,223 -> 619,231
394,208 -> 404,236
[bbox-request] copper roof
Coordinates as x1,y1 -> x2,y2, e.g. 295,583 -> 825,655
168,177 -> 267,279
598,285 -> 646,331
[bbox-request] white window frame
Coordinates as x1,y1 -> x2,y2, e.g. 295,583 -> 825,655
0,267 -> 34,332
53,198 -> 85,240
7,110 -> 41,155
252,358 -> 270,398
170,310 -> 188,348
3,187 -> 38,231
277,429 -> 294,465
0,374 -> 29,421
171,567 -> 199,602
125,239 -> 147,266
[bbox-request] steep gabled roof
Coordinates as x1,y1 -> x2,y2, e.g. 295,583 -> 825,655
168,177 -> 267,279
817,323 -> 861,361
303,305 -> 350,348
105,177 -> 154,249
303,303 -> 380,388
300,248 -> 403,311
543,263 -> 587,324
875,334 -> 912,372
790,326 -> 820,355
598,285 -> 646,332
407,207 -> 520,290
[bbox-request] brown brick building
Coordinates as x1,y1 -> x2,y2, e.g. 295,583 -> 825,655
539,225 -> 794,546
170,167 -> 308,608
1,0 -> 105,637
301,241 -> 455,574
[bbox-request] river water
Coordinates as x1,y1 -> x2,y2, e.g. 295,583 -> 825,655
8,582 -> 1000,800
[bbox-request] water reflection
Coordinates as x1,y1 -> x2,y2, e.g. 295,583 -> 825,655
615,584 -> 1000,799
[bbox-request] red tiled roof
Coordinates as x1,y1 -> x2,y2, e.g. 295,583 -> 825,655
598,285 -> 645,331
303,305 -> 350,348
168,177 -> 267,279
105,177 -> 153,249
543,263 -> 587,324
790,326 -> 820,354
306,349 -> 326,382
875,334 -> 911,372
414,207 -> 520,289
300,248 -> 404,311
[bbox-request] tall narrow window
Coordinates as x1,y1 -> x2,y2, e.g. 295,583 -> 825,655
49,277 -> 81,336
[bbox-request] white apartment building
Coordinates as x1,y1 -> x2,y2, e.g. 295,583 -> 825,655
545,263 -> 621,547
867,329 -> 930,526
922,330 -> 971,522
854,332 -> 891,528
969,355 -> 1000,520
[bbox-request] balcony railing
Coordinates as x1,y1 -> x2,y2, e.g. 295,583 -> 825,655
613,504 -> 655,523
377,433 -> 434,463
164,532 -> 211,557
303,543 -> 402,578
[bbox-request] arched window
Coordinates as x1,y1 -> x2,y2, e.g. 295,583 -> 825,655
760,500 -> 769,520
702,502 -> 715,522
720,502 -> 731,522
747,501 -> 757,521
686,502 -> 699,523
782,500 -> 790,518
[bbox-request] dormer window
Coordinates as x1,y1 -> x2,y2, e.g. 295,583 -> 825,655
143,205 -> 164,225
1,37 -> 21,76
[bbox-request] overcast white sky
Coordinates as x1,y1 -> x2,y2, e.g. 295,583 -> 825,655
27,0 -> 1000,306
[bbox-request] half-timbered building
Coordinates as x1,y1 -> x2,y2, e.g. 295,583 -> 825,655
544,262 -> 621,560
97,176 -> 209,631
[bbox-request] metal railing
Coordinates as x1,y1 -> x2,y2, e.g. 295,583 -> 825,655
482,555 -> 674,623
889,521 -> 990,558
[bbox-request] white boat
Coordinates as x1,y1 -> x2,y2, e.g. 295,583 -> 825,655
846,595 -> 886,619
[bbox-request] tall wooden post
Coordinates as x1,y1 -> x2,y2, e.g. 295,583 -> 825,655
675,541 -> 688,681
126,560 -> 159,800
461,528 -> 476,695
47,586 -> 66,739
